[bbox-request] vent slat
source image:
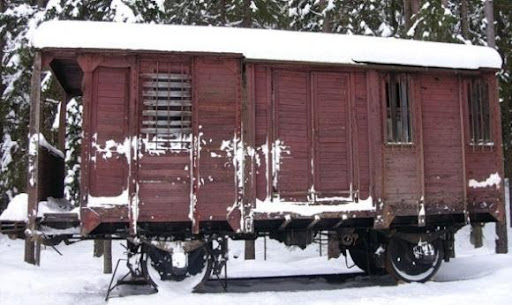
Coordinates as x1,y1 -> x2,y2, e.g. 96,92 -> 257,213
141,73 -> 191,80
143,81 -> 192,89
143,110 -> 191,116
142,91 -> 191,98
141,128 -> 192,134
140,70 -> 192,152
143,100 -> 192,107
142,120 -> 191,127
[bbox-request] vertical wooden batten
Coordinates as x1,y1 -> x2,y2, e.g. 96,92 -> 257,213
128,56 -> 138,235
458,76 -> 468,216
25,51 -> 42,265
243,63 -> 256,233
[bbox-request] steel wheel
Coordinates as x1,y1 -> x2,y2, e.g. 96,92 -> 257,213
385,236 -> 443,283
348,230 -> 386,275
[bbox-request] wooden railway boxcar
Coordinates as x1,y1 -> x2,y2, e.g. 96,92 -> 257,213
21,20 -> 505,284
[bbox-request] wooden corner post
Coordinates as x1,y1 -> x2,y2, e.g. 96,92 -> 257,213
25,51 -> 42,265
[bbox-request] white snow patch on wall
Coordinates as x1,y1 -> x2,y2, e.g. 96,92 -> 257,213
91,136 -> 131,160
0,193 -> 28,221
468,172 -> 502,189
253,196 -> 375,217
87,189 -> 129,207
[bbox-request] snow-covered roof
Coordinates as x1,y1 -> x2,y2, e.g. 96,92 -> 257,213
33,20 -> 502,70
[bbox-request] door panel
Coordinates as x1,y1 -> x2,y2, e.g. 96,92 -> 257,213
137,60 -> 192,221
89,67 -> 129,201
313,72 -> 351,197
274,71 -> 310,201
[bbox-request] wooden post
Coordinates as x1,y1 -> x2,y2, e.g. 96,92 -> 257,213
93,239 -> 104,257
471,224 -> 483,248
57,93 -> 68,152
244,240 -> 255,260
25,51 -> 42,265
264,235 -> 267,260
104,239 -> 112,274
485,0 -> 508,254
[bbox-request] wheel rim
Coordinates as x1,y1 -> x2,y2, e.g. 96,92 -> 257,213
142,242 -> 211,292
145,244 -> 207,281
386,237 -> 443,283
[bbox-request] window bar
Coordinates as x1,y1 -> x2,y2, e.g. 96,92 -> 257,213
394,79 -> 401,142
467,83 -> 473,145
482,82 -> 490,143
385,81 -> 391,143
156,60 -> 161,149
388,76 -> 397,143
478,80 -> 484,144
400,75 -> 410,143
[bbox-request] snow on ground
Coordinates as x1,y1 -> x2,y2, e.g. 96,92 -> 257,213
1,224 -> 511,305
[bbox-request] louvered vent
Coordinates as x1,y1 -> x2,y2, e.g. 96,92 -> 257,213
141,71 -> 192,152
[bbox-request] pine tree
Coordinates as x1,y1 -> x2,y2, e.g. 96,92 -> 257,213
404,0 -> 458,42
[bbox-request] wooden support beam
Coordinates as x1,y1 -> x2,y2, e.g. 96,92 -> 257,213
25,51 -> 42,265
57,93 -> 68,152
104,239 -> 112,273
244,240 -> 255,260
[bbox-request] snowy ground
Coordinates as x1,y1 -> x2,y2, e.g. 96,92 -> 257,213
1,224 -> 511,305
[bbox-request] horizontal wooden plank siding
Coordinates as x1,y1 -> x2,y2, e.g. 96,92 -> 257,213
313,72 -> 350,196
274,70 -> 311,201
195,57 -> 241,222
420,75 -> 464,214
89,67 -> 129,199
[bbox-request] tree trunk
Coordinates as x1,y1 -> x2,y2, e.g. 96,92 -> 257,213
321,0 -> 331,33
241,0 -> 251,28
93,240 -> 104,257
403,0 -> 412,31
485,0 -> 496,47
244,240 -> 255,260
411,0 -> 421,15
404,0 -> 420,33
460,0 -> 469,39
219,0 -> 226,25
103,239 -> 112,273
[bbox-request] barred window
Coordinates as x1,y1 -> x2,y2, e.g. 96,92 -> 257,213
141,67 -> 192,152
386,74 -> 413,144
467,78 -> 491,145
